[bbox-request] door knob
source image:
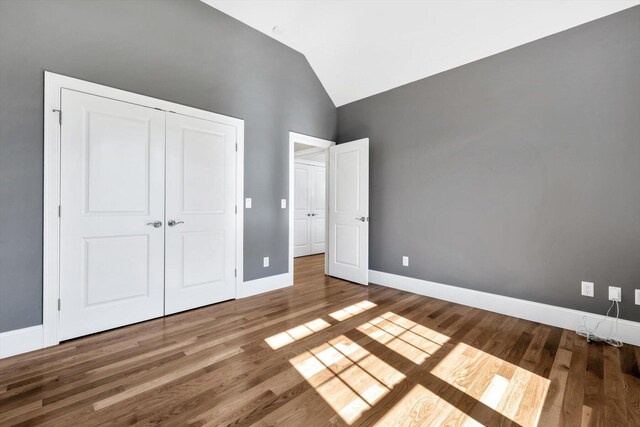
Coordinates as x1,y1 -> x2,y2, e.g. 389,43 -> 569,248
168,220 -> 184,227
307,213 -> 311,217
146,221 -> 163,228
311,213 -> 317,216
355,216 -> 366,222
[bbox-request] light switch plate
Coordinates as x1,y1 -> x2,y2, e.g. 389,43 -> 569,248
281,199 -> 287,209
245,198 -> 252,209
402,256 -> 409,267
635,289 -> 640,305
263,257 -> 269,268
608,286 -> 622,302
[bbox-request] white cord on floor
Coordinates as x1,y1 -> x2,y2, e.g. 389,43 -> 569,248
575,300 -> 623,347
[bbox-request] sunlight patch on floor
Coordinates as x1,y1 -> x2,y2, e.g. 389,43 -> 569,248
265,318 -> 331,350
357,311 -> 448,364
431,342 -> 550,427
285,308 -> 549,426
265,300 -> 377,350
372,384 -> 469,426
329,300 -> 377,321
290,335 -> 405,424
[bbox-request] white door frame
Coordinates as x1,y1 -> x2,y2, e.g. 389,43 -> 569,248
289,132 -> 334,276
43,71 -> 244,347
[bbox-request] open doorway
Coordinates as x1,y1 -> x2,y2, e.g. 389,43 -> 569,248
289,132 -> 333,276
289,131 -> 370,286
294,149 -> 327,257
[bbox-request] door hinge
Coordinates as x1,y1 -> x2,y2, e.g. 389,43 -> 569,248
235,205 -> 237,214
52,109 -> 62,125
57,299 -> 61,311
58,205 -> 61,217
235,268 -> 237,278
235,143 -> 238,152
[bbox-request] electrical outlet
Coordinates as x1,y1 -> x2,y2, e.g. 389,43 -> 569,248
281,199 -> 287,209
581,281 -> 594,297
608,286 -> 621,302
263,257 -> 269,268
245,198 -> 252,209
635,289 -> 640,305
402,256 -> 409,267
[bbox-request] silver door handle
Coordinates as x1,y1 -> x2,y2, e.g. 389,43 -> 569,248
311,213 -> 317,216
168,220 -> 184,227
355,216 -> 366,222
146,221 -> 162,228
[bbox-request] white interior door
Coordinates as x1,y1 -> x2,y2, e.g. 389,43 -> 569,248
328,139 -> 369,285
309,165 -> 326,255
59,89 -> 166,340
294,164 -> 311,257
164,113 -> 237,315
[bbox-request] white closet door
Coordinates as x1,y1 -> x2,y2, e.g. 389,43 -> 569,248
164,113 -> 237,315
294,164 -> 311,257
328,139 -> 369,285
309,165 -> 326,255
59,89 -> 166,340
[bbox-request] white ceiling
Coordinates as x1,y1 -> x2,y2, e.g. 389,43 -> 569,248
294,142 -> 310,152
203,0 -> 639,107
295,143 -> 327,163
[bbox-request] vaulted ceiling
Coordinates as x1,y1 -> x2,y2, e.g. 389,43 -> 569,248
203,0 -> 639,107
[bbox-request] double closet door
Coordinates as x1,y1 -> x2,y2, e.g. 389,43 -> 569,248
59,89 -> 237,340
294,162 -> 326,257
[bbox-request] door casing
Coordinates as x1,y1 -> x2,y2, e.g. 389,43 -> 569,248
43,71 -> 244,347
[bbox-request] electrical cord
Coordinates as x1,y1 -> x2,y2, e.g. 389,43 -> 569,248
576,300 -> 623,347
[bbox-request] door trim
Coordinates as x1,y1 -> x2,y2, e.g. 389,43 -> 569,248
288,132 -> 334,277
43,71 -> 244,347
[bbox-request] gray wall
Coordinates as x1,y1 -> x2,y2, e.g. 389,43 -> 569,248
0,0 -> 336,333
338,6 -> 640,322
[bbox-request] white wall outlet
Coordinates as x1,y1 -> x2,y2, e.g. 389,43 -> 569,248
635,289 -> 640,305
245,198 -> 252,209
281,199 -> 287,209
402,256 -> 409,267
263,256 -> 269,268
608,286 -> 622,302
581,281 -> 594,297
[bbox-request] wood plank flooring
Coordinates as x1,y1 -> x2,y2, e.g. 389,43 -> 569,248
1,254 -> 639,426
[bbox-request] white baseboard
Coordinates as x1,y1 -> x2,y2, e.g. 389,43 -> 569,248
237,273 -> 293,299
369,270 -> 640,347
0,325 -> 43,359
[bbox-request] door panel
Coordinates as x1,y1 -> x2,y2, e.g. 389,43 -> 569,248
84,235 -> 150,305
165,113 -> 236,315
311,218 -> 326,254
59,89 -> 165,340
328,139 -> 369,285
181,231 -> 225,288
182,128 -> 226,213
86,112 -> 151,214
294,165 -> 311,257
335,150 -> 360,212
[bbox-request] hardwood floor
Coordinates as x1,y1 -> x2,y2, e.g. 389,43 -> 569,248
1,254 -> 639,426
